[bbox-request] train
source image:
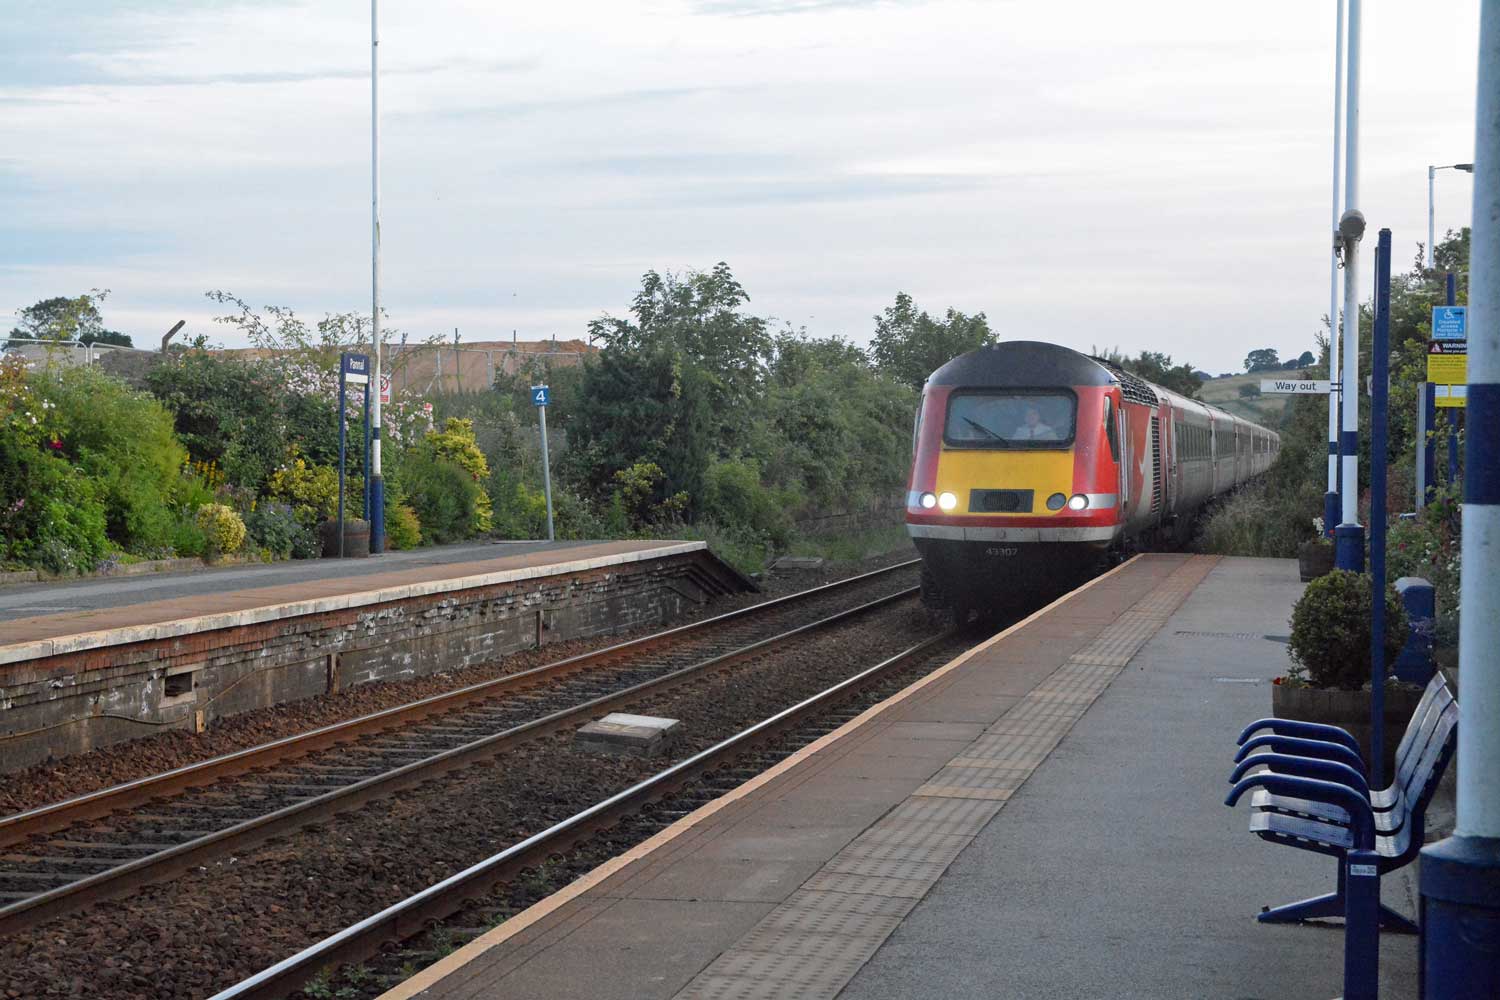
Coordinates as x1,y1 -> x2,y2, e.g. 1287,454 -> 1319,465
905,341 -> 1279,619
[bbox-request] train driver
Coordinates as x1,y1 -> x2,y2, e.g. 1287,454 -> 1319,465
1012,405 -> 1058,441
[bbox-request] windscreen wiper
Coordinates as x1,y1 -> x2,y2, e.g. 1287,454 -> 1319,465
963,417 -> 1002,440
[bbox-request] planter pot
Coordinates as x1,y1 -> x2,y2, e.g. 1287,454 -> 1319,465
1272,681 -> 1423,778
1297,541 -> 1336,582
319,518 -> 371,558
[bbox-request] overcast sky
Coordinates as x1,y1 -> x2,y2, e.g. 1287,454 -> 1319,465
0,0 -> 1482,374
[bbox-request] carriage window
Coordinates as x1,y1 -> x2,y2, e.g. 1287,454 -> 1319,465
944,391 -> 1076,449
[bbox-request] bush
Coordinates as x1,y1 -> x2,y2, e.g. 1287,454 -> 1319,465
0,438 -> 110,573
398,452 -> 480,544
701,457 -> 792,547
196,503 -> 247,558
244,502 -> 311,560
1288,570 -> 1408,690
425,418 -> 493,534
38,365 -> 186,554
384,499 -> 423,550
266,457 -> 360,526
1196,482 -> 1302,558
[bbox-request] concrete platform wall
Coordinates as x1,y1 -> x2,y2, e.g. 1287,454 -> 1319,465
0,549 -> 745,772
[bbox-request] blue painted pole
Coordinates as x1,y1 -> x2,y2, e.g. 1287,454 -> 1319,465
1421,382 -> 1437,506
1421,4 -> 1500,991
363,378 -> 372,521
1369,228 -> 1391,789
1447,273 -> 1461,489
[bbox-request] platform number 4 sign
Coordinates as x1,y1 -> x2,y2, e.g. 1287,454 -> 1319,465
532,385 -> 550,407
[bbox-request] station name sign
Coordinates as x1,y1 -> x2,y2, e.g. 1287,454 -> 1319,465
1260,379 -> 1332,394
340,352 -> 370,385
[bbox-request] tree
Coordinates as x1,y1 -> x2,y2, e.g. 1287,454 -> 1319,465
1238,383 -> 1262,398
1092,347 -> 1202,398
1297,351 -> 1315,367
870,292 -> 993,390
1244,348 -> 1280,372
9,291 -> 132,347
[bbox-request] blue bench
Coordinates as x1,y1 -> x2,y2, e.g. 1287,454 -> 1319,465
1227,672 -> 1457,931
1223,672 -> 1457,1000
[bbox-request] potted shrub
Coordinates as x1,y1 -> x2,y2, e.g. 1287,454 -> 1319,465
1277,569 -> 1418,775
1297,519 -> 1335,582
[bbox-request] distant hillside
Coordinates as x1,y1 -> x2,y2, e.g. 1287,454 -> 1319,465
1197,371 -> 1302,425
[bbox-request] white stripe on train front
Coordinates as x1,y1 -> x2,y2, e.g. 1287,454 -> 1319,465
907,524 -> 1121,543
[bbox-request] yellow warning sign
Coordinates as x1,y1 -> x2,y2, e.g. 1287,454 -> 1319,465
1427,352 -> 1467,383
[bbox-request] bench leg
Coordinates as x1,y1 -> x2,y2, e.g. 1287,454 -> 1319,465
1258,866 -> 1419,933
1260,891 -> 1344,923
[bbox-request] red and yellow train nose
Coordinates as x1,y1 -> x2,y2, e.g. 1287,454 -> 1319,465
909,448 -> 1081,517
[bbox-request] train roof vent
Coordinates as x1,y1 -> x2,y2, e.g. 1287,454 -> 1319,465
1089,358 -> 1159,406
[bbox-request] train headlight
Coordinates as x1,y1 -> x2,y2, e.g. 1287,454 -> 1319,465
1067,494 -> 1089,511
938,491 -> 958,511
919,492 -> 938,509
1046,492 -> 1066,511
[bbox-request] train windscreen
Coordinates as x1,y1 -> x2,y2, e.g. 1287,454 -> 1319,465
943,391 -> 1076,448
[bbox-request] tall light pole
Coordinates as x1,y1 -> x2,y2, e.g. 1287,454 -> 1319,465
1334,0 -> 1365,572
1325,0 -> 1346,539
1420,2 -> 1500,990
1428,162 -> 1475,269
368,0 -> 386,554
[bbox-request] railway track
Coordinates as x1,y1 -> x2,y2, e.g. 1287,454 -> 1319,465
212,629 -> 969,1000
0,561 -> 919,940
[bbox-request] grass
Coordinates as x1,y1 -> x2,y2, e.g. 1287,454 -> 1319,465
784,524 -> 912,564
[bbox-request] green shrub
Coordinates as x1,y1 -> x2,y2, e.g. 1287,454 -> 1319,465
425,418 -> 492,534
266,457 -> 360,526
488,469 -> 549,539
1197,482 -> 1303,558
0,437 -> 110,572
384,499 -> 423,550
196,503 -> 247,558
1288,570 -> 1408,690
398,452 -> 480,544
244,502 -> 309,560
701,457 -> 793,547
38,365 -> 186,554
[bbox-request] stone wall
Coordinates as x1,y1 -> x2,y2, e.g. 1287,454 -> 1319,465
0,549 -> 745,772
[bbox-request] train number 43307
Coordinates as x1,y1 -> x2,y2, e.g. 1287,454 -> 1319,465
984,546 -> 1019,557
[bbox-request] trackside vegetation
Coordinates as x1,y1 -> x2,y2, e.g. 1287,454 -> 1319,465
1,266 -> 987,577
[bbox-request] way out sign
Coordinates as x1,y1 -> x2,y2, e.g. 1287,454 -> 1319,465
1261,379 -> 1333,394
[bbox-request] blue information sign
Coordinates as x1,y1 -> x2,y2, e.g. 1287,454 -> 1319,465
1432,306 -> 1467,342
531,384 -> 550,407
341,352 -> 371,384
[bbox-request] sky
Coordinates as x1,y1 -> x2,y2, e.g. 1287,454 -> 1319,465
0,0 -> 1483,374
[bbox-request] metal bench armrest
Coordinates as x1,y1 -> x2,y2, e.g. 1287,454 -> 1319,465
1236,717 -> 1361,754
1228,753 -> 1370,797
1225,773 -> 1374,848
1233,734 -> 1366,775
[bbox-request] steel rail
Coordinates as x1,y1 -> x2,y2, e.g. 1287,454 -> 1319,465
0,581 -> 919,939
0,558 -> 917,849
209,629 -> 954,1000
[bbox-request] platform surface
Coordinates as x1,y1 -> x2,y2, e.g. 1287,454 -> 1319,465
380,554 -> 1421,1000
0,540 -> 701,660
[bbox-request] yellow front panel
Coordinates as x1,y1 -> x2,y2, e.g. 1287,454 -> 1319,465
934,448 -> 1075,516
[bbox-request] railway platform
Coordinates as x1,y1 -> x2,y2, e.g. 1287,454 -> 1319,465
378,553 -> 1429,1000
0,540 -> 749,770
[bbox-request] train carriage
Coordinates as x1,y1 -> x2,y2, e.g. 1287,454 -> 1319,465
906,341 -> 1277,619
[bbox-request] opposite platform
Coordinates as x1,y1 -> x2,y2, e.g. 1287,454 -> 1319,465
1,540 -> 747,770
381,555 -> 1422,1000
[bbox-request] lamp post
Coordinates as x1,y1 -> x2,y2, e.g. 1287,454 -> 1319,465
1428,162 -> 1474,270
1334,0 -> 1365,573
368,0 -> 386,554
1325,0 -> 1346,539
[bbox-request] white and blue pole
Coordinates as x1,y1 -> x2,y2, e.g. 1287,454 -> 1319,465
367,0 -> 386,554
1420,1 -> 1500,989
1325,0 -> 1346,538
1335,0 -> 1365,572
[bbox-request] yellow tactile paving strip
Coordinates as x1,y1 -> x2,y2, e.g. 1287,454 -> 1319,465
376,554 -> 1217,1000
672,555 -> 1218,1000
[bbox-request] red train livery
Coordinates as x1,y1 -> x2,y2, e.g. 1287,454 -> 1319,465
906,341 -> 1278,618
